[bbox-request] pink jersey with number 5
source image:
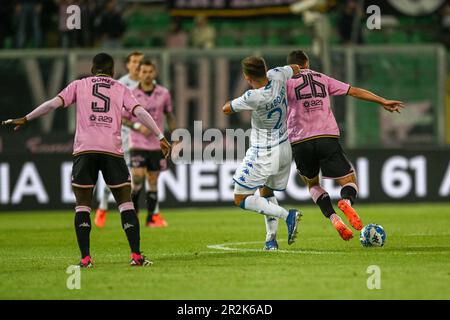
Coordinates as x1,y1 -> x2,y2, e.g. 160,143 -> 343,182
57,76 -> 140,156
286,69 -> 350,143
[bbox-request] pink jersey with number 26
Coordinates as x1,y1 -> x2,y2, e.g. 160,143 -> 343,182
286,69 -> 350,143
57,76 -> 140,156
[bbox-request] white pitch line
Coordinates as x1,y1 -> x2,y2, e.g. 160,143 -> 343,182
207,241 -> 340,255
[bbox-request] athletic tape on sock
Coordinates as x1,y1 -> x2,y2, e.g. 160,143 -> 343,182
75,206 -> 91,213
309,185 -> 327,203
118,202 -> 134,213
342,182 -> 358,192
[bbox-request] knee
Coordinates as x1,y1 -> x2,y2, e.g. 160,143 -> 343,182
132,175 -> 144,189
234,195 -> 243,207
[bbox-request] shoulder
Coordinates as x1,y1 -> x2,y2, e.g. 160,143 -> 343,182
118,74 -> 129,83
243,89 -> 261,102
156,84 -> 170,95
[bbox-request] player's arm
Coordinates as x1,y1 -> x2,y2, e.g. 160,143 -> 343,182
165,111 -> 177,133
122,117 -> 151,136
289,64 -> 301,77
1,96 -> 63,131
347,87 -> 405,113
133,106 -> 171,158
222,101 -> 234,115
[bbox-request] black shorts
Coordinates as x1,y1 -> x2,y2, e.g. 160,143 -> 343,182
291,137 -> 354,179
72,153 -> 131,188
130,149 -> 167,171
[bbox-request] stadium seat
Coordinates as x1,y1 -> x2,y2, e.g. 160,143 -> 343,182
242,36 -> 264,47
217,36 -> 238,47
390,31 -> 409,44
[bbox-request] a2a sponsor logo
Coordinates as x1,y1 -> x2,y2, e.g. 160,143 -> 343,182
89,114 -> 112,123
304,99 -> 323,108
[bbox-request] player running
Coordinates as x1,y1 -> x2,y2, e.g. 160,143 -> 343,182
122,60 -> 177,227
2,53 -> 172,267
222,56 -> 302,249
94,51 -> 143,228
285,50 -> 404,241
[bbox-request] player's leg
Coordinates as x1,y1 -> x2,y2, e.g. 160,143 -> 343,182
318,138 -> 363,230
292,139 -> 353,240
73,187 -> 94,267
109,185 -> 151,266
264,141 -> 301,246
336,173 -> 363,230
131,167 -> 145,215
94,184 -> 111,228
101,154 -> 151,266
71,153 -> 99,267
233,144 -> 300,245
259,187 -> 279,250
129,149 -> 147,215
145,151 -> 168,227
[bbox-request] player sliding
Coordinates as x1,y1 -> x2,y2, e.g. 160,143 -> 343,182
2,53 -> 172,267
122,60 -> 177,227
285,50 -> 404,240
95,51 -> 143,228
222,56 -> 302,249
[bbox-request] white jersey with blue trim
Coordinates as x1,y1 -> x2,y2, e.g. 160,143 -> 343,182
231,66 -> 293,148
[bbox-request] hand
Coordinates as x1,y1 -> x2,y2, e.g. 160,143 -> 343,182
160,137 -> 172,160
382,100 -> 405,113
1,117 -> 27,131
139,126 -> 151,136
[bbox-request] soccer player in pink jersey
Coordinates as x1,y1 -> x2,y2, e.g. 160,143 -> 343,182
122,60 -> 177,227
94,51 -> 144,228
2,53 -> 172,267
285,50 -> 404,241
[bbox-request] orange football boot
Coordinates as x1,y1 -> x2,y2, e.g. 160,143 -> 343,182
331,215 -> 354,241
146,213 -> 168,228
94,209 -> 107,228
338,199 -> 363,231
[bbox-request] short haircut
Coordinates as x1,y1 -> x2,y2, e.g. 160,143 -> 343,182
241,56 -> 267,79
126,51 -> 144,63
91,52 -> 114,76
138,59 -> 156,70
287,50 -> 309,67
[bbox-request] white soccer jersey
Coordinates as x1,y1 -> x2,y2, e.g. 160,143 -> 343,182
118,74 -> 139,165
118,74 -> 139,89
231,66 -> 293,148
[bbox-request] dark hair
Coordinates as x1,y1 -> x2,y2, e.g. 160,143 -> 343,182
126,51 -> 144,63
138,59 -> 156,70
91,52 -> 114,76
241,56 -> 267,79
287,50 -> 309,67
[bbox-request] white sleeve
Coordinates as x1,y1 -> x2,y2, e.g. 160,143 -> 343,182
267,66 -> 294,82
230,90 -> 259,112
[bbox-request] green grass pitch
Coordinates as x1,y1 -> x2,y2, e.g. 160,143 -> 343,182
0,204 -> 449,299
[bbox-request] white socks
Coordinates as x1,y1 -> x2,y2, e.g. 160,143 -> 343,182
264,196 -> 279,242
241,195 -> 289,220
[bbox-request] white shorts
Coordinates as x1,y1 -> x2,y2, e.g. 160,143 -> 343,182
233,139 -> 292,194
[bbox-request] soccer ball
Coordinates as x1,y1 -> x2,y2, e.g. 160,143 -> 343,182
359,224 -> 386,247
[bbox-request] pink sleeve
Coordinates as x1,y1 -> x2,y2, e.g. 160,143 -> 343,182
123,87 -> 140,113
122,107 -> 131,120
134,106 -> 162,137
326,76 -> 351,96
164,92 -> 173,113
58,80 -> 78,107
